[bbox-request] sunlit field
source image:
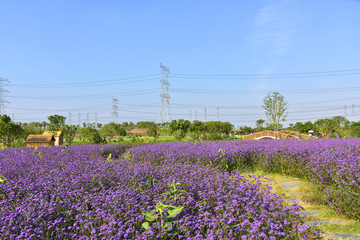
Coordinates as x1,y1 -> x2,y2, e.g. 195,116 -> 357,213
1,139 -> 360,239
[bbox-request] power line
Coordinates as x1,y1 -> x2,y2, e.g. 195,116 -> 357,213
8,88 -> 160,100
10,74 -> 159,88
171,68 -> 360,79
9,68 -> 360,89
6,104 -> 109,112
6,85 -> 360,101
171,86 -> 360,95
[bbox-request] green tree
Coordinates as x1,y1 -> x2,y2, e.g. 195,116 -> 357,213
136,121 -> 158,137
61,125 -> 78,145
128,121 -> 136,130
238,125 -> 253,135
169,119 -> 191,140
262,92 -> 288,131
314,116 -> 350,138
0,115 -> 24,147
189,120 -> 206,141
77,127 -> 103,144
47,115 -> 66,131
292,121 -> 315,134
100,122 -> 127,138
314,118 -> 336,137
255,119 -> 265,130
204,121 -> 233,140
23,122 -> 43,135
331,116 -> 350,138
351,126 -> 360,138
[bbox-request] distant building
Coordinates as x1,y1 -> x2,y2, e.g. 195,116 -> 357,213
26,135 -> 55,147
127,128 -> 148,137
42,131 -> 63,146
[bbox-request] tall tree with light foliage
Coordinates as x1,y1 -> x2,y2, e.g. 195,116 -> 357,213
0,115 -> 23,147
262,92 -> 288,131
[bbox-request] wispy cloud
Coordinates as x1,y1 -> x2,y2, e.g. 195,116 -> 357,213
251,0 -> 301,60
249,0 -> 302,95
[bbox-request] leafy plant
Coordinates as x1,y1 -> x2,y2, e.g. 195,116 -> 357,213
34,150 -> 43,157
106,153 -> 113,162
0,174 -> 7,199
0,174 -> 7,184
163,180 -> 184,204
142,201 -> 183,233
123,151 -> 133,159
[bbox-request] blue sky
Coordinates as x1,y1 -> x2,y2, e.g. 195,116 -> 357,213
1,0 -> 360,128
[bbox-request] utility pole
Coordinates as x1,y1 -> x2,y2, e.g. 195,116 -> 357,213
68,112 -> 72,125
0,78 -> 10,115
195,110 -> 198,120
159,63 -> 171,123
78,113 -> 81,127
204,108 -> 207,121
344,105 -> 347,119
112,97 -> 119,123
352,104 -> 355,122
86,113 -> 89,126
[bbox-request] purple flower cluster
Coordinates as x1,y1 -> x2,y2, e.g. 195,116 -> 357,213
127,139 -> 360,219
0,143 -> 317,239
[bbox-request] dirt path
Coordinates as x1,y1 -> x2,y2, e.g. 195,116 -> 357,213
260,174 -> 360,240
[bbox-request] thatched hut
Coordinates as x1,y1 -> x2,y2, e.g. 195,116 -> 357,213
127,128 -> 148,137
26,135 -> 55,147
42,131 -> 63,146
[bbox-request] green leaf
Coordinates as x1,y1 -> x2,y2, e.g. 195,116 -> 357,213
142,210 -> 158,222
198,201 -> 207,207
142,222 -> 150,233
0,174 -> 7,184
156,201 -> 167,214
167,206 -> 183,218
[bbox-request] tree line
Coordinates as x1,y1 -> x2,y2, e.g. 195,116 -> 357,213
0,114 -> 235,147
238,115 -> 358,139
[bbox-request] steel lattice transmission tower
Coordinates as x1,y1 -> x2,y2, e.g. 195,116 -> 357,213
159,63 -> 171,123
112,97 -> 119,123
0,78 -> 10,115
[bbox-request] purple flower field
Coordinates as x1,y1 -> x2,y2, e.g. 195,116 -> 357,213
2,139 -> 359,239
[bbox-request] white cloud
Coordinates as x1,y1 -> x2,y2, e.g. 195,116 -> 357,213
251,0 -> 301,59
